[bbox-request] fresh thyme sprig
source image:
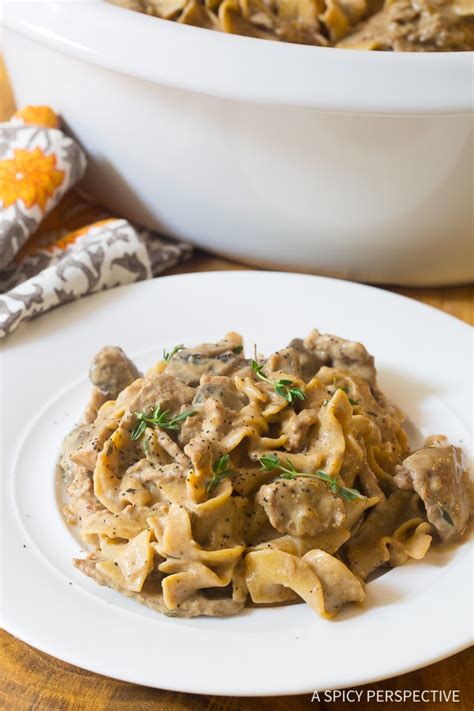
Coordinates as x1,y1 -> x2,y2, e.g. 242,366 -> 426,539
206,454 -> 233,494
251,360 -> 305,404
260,454 -> 365,501
438,501 -> 454,526
131,402 -> 196,440
162,344 -> 184,363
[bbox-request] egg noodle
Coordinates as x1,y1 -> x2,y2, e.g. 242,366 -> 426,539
109,0 -> 474,52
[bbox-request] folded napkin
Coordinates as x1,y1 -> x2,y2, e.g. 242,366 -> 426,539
0,106 -> 192,338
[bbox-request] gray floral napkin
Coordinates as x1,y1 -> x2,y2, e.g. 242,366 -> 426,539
0,105 -> 192,338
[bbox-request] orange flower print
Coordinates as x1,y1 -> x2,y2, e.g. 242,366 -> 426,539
13,105 -> 59,129
50,219 -> 117,252
0,147 -> 64,212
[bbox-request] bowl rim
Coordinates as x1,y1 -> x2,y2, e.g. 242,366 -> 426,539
3,0 -> 474,114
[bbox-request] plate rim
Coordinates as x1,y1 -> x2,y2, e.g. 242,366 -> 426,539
1,270 -> 473,696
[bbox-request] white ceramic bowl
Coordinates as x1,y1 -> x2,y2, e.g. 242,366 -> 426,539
2,1 -> 473,285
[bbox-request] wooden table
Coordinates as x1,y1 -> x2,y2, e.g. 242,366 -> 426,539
1,58 -> 473,711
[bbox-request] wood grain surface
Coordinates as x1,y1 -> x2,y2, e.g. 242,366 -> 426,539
1,56 -> 472,711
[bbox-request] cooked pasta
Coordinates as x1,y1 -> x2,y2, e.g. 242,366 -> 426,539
60,331 -> 471,618
109,0 -> 474,51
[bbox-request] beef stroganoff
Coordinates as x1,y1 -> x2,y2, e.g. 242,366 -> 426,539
60,331 -> 471,618
109,0 -> 474,51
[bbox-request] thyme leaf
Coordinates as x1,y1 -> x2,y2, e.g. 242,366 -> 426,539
131,402 -> 197,440
251,360 -> 306,404
162,344 -> 184,363
339,485 -> 364,500
259,454 -> 365,500
321,379 -> 361,407
132,418 -> 147,441
438,502 -> 454,526
232,345 -> 244,354
206,454 -> 233,494
333,382 -> 359,406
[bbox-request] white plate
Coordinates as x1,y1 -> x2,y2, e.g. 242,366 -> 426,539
1,271 -> 472,696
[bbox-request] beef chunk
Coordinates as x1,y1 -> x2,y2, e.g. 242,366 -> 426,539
90,346 -> 140,399
394,437 -> 470,540
304,330 -> 377,386
257,477 -> 346,536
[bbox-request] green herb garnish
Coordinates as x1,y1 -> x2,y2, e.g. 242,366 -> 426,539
162,344 -> 184,363
206,454 -> 233,494
131,402 -> 196,441
260,454 -> 364,501
251,360 -> 305,404
333,382 -> 359,406
233,345 -> 244,354
438,502 -> 454,526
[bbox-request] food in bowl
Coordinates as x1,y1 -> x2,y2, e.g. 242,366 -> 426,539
59,331 -> 471,618
109,0 -> 474,50
4,2 -> 473,284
